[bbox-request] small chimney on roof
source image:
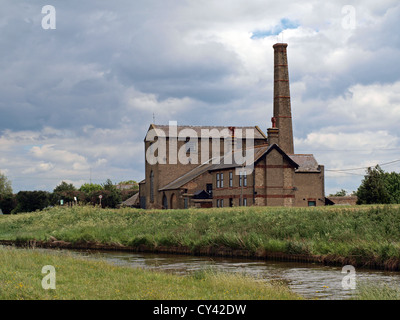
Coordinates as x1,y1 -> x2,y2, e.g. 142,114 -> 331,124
271,117 -> 277,128
267,127 -> 279,146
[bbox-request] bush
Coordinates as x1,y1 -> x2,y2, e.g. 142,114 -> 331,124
88,190 -> 122,209
0,194 -> 17,214
12,191 -> 50,214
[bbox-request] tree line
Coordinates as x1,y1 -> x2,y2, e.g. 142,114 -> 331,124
0,175 -> 138,214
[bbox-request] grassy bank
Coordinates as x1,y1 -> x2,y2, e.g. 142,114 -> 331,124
0,246 -> 300,300
1,205 -> 400,268
354,283 -> 400,300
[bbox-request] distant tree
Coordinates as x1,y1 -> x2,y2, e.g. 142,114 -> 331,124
329,189 -> 347,197
118,180 -> 138,186
383,171 -> 400,204
0,172 -> 15,214
53,181 -> 76,193
0,172 -> 13,196
0,194 -> 16,214
356,165 -> 391,204
103,179 -> 115,190
100,179 -> 122,208
51,181 -> 80,206
12,191 -> 50,214
79,183 -> 103,194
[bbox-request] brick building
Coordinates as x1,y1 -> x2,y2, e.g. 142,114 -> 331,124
139,43 -> 325,209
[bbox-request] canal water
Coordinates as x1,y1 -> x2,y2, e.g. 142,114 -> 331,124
69,250 -> 400,300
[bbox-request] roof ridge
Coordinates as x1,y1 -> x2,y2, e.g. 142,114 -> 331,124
154,124 -> 261,128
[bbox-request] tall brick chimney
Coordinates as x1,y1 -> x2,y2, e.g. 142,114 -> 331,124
272,43 -> 294,154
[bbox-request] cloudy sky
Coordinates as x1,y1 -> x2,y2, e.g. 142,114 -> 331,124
0,0 -> 399,195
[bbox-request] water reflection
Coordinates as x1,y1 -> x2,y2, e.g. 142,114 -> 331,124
71,250 -> 400,300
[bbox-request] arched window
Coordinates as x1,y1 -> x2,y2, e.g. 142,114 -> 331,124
150,171 -> 154,203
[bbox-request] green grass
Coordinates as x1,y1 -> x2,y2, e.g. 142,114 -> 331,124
0,246 -> 301,300
1,205 -> 400,265
353,282 -> 400,300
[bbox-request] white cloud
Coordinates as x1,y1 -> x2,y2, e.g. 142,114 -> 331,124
294,81 -> 400,194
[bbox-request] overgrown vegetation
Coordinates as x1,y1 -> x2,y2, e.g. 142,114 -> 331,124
0,246 -> 300,300
353,282 -> 400,300
1,205 -> 400,266
357,165 -> 400,205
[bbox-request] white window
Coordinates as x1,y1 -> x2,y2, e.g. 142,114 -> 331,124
239,171 -> 247,187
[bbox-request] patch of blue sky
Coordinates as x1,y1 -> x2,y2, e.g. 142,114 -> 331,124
23,145 -> 42,151
251,18 -> 300,39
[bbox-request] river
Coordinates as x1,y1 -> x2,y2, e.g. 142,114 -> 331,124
68,249 -> 400,300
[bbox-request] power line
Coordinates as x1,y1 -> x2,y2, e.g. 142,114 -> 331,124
326,159 -> 400,173
326,171 -> 366,177
296,148 -> 399,153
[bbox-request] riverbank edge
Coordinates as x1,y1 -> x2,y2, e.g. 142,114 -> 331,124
2,239 -> 399,271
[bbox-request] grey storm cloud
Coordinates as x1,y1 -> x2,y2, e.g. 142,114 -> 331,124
0,0 -> 249,132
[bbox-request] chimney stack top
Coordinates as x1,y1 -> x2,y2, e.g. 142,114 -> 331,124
273,43 -> 288,49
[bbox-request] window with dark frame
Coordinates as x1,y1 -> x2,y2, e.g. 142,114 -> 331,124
206,184 -> 213,197
308,201 -> 316,207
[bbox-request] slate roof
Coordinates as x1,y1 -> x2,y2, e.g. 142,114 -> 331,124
159,160 -> 216,191
147,124 -> 267,140
288,154 -> 321,172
